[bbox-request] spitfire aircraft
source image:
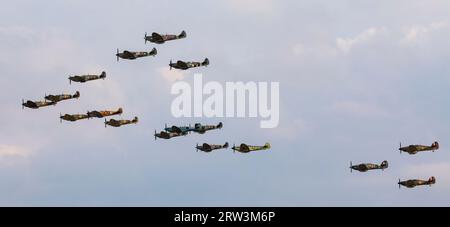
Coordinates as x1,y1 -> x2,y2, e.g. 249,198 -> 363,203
45,91 -> 80,103
145,30 -> 186,44
398,176 -> 436,189
87,108 -> 123,118
60,113 -> 89,122
22,99 -> 56,109
350,160 -> 388,172
116,48 -> 157,61
105,117 -> 138,128
169,58 -> 209,70
192,122 -> 223,134
399,141 -> 439,155
69,71 -> 106,84
154,130 -> 187,140
164,124 -> 193,134
231,143 -> 271,153
196,142 -> 229,153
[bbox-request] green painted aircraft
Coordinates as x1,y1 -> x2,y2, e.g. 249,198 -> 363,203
399,141 -> 439,155
116,48 -> 157,61
69,71 -> 106,84
350,160 -> 388,172
398,176 -> 436,189
232,143 -> 271,153
105,117 -> 138,128
145,30 -> 186,44
196,142 -> 229,152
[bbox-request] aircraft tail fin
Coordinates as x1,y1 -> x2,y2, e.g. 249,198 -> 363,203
381,160 -> 389,169
73,91 -> 80,98
264,143 -> 271,149
150,48 -> 157,56
117,108 -> 123,114
179,30 -> 187,38
133,117 -> 138,124
223,142 -> 229,148
202,58 -> 209,66
429,176 -> 436,184
432,141 -> 439,150
217,122 -> 223,129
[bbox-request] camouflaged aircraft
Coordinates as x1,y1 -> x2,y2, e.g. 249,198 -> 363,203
164,124 -> 193,134
398,176 -> 436,189
45,91 -> 80,103
87,108 -> 123,118
22,99 -> 56,109
399,141 -> 439,155
154,130 -> 187,140
104,117 -> 138,128
144,30 -> 186,44
116,48 -> 157,61
231,143 -> 271,153
196,142 -> 229,153
60,113 -> 89,122
350,160 -> 388,173
69,71 -> 106,84
192,122 -> 223,134
169,58 -> 209,70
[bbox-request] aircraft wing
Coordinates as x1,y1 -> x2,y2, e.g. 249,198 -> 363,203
152,32 -> 164,42
177,60 -> 188,69
240,144 -> 250,152
202,143 -> 212,151
171,126 -> 182,134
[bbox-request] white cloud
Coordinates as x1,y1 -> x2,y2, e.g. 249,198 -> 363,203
402,22 -> 447,43
157,67 -> 186,83
0,144 -> 30,159
336,27 -> 387,54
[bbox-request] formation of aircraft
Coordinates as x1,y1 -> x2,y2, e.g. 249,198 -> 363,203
196,142 -> 229,152
399,141 -> 439,155
350,161 -> 388,172
145,30 -> 186,44
232,143 -> 271,153
105,117 -> 138,128
169,58 -> 209,70
69,71 -> 106,84
350,141 -> 441,188
87,108 -> 123,118
398,177 -> 436,189
116,48 -> 157,61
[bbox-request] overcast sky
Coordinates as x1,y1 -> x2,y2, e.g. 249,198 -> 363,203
1,0 -> 450,206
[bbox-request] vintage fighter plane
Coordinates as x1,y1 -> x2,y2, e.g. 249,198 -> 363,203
164,124 -> 193,134
60,113 -> 89,122
154,130 -> 187,140
196,142 -> 229,153
116,48 -> 157,61
69,71 -> 106,84
192,122 -> 223,134
45,91 -> 80,103
145,30 -> 186,44
87,108 -> 123,119
350,160 -> 389,173
169,58 -> 209,70
231,143 -> 271,153
399,141 -> 439,155
398,176 -> 436,189
22,99 -> 56,109
105,117 -> 138,128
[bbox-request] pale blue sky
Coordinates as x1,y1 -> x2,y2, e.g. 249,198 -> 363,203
1,0 -> 450,206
